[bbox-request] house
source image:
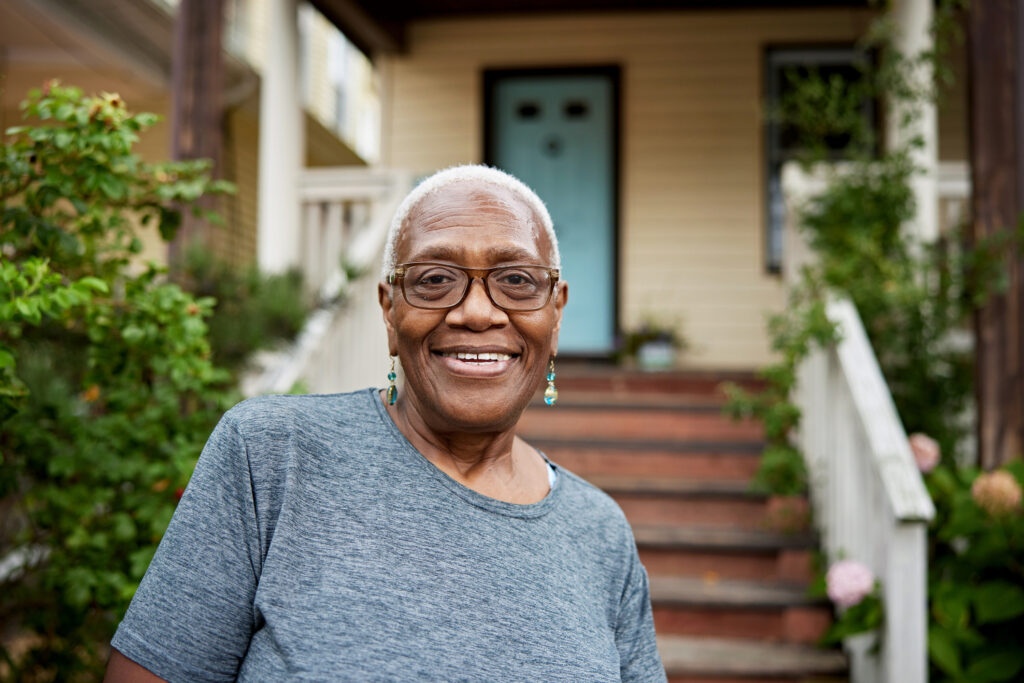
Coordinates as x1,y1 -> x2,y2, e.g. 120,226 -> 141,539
1,0 -> 972,370
317,0 -> 969,369
0,1 -> 985,680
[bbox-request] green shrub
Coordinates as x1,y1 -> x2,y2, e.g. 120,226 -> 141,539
176,244 -> 308,375
0,82 -> 234,680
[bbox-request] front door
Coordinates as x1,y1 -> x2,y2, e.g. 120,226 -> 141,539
486,69 -> 617,355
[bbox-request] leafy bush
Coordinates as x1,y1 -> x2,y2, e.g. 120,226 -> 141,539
176,245 -> 308,375
0,82 -> 234,680
926,462 -> 1024,681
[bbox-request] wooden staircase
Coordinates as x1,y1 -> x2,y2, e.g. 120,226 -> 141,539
519,368 -> 847,683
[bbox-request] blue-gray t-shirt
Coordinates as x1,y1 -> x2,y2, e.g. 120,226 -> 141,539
112,389 -> 666,682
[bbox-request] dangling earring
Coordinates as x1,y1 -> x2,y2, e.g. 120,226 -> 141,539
544,357 -> 558,406
386,356 -> 398,405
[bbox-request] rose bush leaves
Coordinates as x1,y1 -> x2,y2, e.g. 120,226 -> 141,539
0,82 -> 234,680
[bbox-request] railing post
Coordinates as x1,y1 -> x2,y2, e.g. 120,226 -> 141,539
887,0 -> 938,243
884,522 -> 929,683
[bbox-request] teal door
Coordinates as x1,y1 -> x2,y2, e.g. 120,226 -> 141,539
488,71 -> 617,354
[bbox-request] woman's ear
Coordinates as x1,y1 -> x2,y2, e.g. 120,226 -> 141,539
550,281 -> 568,357
378,281 -> 399,356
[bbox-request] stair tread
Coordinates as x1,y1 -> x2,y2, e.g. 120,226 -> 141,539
649,576 -> 825,608
530,392 -> 726,412
586,475 -> 766,498
533,435 -> 764,453
634,524 -> 816,550
657,635 -> 847,676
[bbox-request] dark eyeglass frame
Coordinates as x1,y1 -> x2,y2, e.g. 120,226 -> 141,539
387,261 -> 561,312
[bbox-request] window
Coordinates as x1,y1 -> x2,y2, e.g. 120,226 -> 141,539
764,47 -> 875,272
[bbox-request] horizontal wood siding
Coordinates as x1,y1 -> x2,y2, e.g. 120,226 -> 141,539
382,9 -> 884,369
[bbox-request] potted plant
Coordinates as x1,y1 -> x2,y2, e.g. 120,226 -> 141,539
619,318 -> 686,370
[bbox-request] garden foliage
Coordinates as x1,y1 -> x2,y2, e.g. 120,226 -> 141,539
727,2 -> 1024,679
0,83 -> 235,680
176,245 -> 308,375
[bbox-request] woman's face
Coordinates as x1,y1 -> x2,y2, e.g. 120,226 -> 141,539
379,182 -> 567,434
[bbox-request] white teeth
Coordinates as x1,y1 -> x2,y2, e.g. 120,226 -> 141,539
442,352 -> 512,362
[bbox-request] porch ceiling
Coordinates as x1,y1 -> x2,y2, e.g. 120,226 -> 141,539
311,0 -> 871,57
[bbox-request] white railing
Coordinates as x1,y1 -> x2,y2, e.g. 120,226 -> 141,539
796,299 -> 935,683
782,162 -> 944,683
241,167 -> 411,396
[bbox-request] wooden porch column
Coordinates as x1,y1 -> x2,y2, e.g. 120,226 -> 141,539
257,0 -> 304,273
887,0 -> 938,243
169,0 -> 225,263
968,0 -> 1024,469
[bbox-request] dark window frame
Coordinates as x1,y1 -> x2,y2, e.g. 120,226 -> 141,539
762,44 -> 877,273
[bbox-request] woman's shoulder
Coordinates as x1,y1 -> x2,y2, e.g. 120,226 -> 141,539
548,466 -> 634,531
222,388 -> 380,437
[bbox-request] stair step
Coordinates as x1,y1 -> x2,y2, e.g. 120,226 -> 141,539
652,584 -> 832,642
549,366 -> 764,397
635,525 -> 815,551
650,576 -> 831,642
658,635 -> 847,681
544,443 -> 762,480
531,393 -> 726,412
519,408 -> 762,441
588,476 -> 762,497
650,576 -> 824,609
640,546 -> 814,583
617,493 -> 769,529
635,525 -> 815,583
588,477 -> 807,530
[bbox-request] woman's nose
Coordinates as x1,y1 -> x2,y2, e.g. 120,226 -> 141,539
446,278 -> 509,330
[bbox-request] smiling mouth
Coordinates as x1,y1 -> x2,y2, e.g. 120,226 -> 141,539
436,351 -> 515,363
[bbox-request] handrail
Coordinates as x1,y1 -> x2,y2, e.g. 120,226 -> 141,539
827,298 -> 936,522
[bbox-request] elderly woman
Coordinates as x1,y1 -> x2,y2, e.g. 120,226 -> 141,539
105,165 -> 665,682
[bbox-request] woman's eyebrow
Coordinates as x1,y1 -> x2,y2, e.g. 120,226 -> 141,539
411,245 -> 541,263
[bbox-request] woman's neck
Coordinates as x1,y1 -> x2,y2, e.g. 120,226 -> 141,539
382,390 -> 549,504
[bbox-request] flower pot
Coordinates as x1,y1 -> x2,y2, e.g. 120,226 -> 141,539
636,340 -> 676,371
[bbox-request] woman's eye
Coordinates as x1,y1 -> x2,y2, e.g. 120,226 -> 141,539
497,271 -> 538,287
413,269 -> 458,286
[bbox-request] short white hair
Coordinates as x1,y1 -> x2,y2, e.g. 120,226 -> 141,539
380,164 -> 559,280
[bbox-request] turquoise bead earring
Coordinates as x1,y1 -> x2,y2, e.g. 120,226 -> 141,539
543,357 -> 558,406
386,356 -> 398,405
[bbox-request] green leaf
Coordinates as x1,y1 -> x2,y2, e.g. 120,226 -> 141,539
111,512 -> 136,541
963,648 -> 1024,682
98,175 -> 125,200
0,349 -> 14,369
928,625 -> 962,677
78,276 -> 109,293
122,325 -> 144,344
973,581 -> 1024,624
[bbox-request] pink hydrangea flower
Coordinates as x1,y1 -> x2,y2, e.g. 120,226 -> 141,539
908,433 -> 940,473
826,560 -> 875,608
971,470 -> 1023,517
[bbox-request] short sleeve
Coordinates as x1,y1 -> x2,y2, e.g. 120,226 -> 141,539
616,541 -> 667,683
111,412 -> 261,683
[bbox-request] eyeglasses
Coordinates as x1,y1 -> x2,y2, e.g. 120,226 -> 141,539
388,262 -> 560,312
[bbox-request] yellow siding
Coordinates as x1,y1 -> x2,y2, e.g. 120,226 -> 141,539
220,105 -> 261,268
382,9 -> 883,369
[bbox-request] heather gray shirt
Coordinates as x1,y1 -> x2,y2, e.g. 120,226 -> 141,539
112,389 -> 665,682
